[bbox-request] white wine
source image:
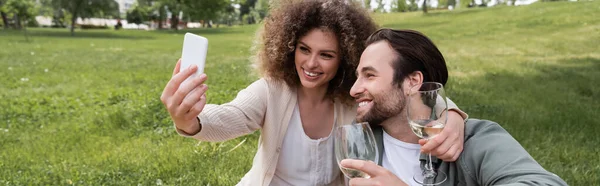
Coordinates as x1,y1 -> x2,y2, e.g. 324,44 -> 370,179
341,167 -> 370,178
409,119 -> 444,139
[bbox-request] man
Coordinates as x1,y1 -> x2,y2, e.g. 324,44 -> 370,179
341,29 -> 567,186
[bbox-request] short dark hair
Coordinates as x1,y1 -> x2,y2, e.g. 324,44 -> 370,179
365,29 -> 448,86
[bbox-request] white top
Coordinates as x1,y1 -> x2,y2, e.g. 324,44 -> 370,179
269,104 -> 341,186
382,130 -> 422,186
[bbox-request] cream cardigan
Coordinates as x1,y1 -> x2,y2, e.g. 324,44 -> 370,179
178,78 -> 356,185
177,78 -> 466,186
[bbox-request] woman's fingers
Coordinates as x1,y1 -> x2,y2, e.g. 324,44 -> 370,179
185,94 -> 208,120
162,65 -> 198,103
173,58 -> 182,76
162,59 -> 184,103
171,74 -> 207,108
177,84 -> 208,117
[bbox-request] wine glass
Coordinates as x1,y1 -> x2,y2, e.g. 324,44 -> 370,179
407,82 -> 448,185
334,122 -> 379,179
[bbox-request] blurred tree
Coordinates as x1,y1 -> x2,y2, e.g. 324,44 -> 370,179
126,3 -> 150,25
374,0 -> 385,12
438,0 -> 449,8
391,0 -> 408,12
215,4 -> 238,27
183,0 -> 229,27
422,0 -> 428,13
447,0 -> 456,8
45,0 -> 119,36
163,0 -> 183,30
136,0 -> 168,29
2,0 -> 36,40
238,0 -> 256,24
365,0 -> 372,9
0,0 -> 9,29
253,0 -> 268,22
136,0 -> 231,30
408,0 -> 419,11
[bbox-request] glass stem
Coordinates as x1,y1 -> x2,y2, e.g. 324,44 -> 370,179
426,153 -> 437,178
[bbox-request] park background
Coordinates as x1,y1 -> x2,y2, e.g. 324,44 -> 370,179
1,0 -> 598,185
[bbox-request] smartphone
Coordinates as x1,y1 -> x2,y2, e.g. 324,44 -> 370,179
180,33 -> 208,80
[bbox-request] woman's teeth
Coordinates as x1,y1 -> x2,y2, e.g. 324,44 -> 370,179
304,70 -> 319,77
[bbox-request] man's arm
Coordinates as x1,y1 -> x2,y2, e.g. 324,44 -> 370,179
461,120 -> 567,186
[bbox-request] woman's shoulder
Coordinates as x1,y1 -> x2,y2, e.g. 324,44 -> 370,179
243,78 -> 295,99
257,77 -> 293,92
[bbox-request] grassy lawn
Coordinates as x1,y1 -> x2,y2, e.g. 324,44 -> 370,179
1,1 -> 598,185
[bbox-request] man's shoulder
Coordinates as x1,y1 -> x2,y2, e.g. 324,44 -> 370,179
464,118 -> 507,139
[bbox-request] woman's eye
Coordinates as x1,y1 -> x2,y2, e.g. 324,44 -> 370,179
320,53 -> 333,59
299,47 -> 309,53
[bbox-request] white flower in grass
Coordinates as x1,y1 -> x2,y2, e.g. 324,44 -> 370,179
44,69 -> 49,73
20,78 -> 29,82
8,67 -> 12,70
156,179 -> 163,185
30,52 -> 35,55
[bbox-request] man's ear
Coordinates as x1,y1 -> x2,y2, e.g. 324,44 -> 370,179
402,71 -> 423,95
406,71 -> 423,88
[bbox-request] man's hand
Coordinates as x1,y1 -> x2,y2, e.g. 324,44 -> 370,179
340,159 -> 408,186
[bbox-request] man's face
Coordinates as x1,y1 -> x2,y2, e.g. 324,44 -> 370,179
350,41 -> 408,126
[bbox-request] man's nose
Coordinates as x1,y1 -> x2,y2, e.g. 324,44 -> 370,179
350,79 -> 362,98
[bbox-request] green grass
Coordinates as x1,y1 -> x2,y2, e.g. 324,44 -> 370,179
1,1 -> 598,185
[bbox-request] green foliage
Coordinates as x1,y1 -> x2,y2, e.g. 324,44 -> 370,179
391,0 -> 408,12
46,0 -> 119,18
126,4 -> 150,25
237,0 -> 256,22
375,0 -> 386,12
2,0 -> 37,25
364,0 -> 372,10
407,0 -> 419,11
135,0 -> 232,29
438,0 -> 449,8
183,0 -> 230,22
43,0 -> 119,35
1,1 -> 599,184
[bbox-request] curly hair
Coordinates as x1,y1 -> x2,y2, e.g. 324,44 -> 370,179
254,0 -> 378,105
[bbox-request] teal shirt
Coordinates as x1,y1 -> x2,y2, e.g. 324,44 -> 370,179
373,119 -> 568,186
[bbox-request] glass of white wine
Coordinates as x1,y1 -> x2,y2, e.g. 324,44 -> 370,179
407,82 -> 448,185
334,122 -> 379,179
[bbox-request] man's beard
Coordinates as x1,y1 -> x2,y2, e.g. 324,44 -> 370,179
357,89 -> 405,127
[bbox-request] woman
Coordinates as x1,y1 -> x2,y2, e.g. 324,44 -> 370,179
160,0 -> 468,185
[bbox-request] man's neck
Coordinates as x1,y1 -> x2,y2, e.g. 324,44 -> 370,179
380,112 -> 420,144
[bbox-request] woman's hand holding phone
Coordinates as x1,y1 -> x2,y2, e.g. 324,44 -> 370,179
160,59 -> 208,135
